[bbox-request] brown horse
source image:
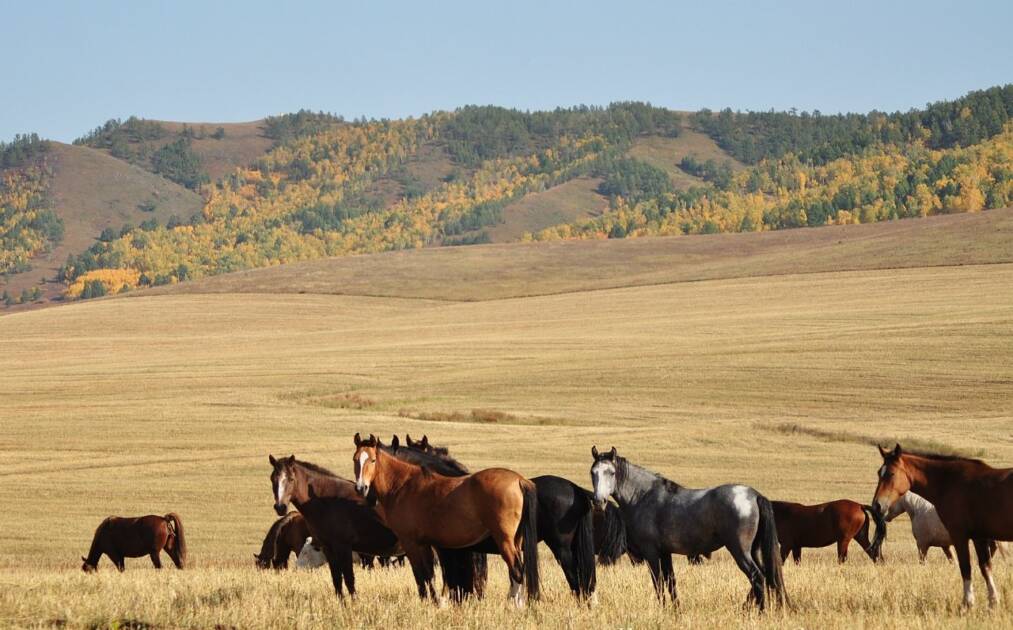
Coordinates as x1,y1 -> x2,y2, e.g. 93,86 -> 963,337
269,454 -> 402,598
352,433 -> 540,605
872,444 -> 1013,607
81,513 -> 187,572
255,512 -> 311,569
773,499 -> 886,563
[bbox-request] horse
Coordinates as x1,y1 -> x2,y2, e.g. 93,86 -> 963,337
872,444 -> 1013,607
81,513 -> 187,572
255,512 -> 311,569
390,434 -> 601,599
883,491 -> 1007,563
590,446 -> 787,609
593,501 -> 637,566
297,537 -> 328,569
772,499 -> 886,564
353,433 -> 540,606
268,454 -> 402,598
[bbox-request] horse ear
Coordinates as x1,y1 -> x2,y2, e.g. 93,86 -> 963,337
391,435 -> 400,449
592,445 -> 599,459
421,435 -> 429,448
406,434 -> 414,446
892,443 -> 902,457
81,556 -> 87,562
877,445 -> 889,458
368,433 -> 377,446
269,454 -> 277,466
609,446 -> 617,459
287,455 -> 295,464
354,432 -> 362,447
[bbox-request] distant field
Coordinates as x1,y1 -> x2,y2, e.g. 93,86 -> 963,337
140,207 -> 1013,301
128,120 -> 273,181
629,128 -> 745,189
1,205 -> 1011,626
481,176 -> 609,242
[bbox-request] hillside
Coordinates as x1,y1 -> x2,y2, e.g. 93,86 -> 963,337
628,127 -> 746,189
0,142 -> 202,303
139,206 -> 1013,302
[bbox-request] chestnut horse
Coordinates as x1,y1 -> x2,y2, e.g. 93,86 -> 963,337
269,454 -> 401,597
772,499 -> 886,563
255,512 -> 311,569
872,444 -> 1013,607
81,513 -> 187,572
352,433 -> 540,606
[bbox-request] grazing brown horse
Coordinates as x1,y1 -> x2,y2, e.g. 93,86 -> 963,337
269,454 -> 402,598
872,444 -> 1013,607
352,433 -> 540,606
255,512 -> 311,569
81,513 -> 187,572
773,499 -> 886,563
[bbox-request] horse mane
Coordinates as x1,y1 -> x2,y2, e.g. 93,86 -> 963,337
381,442 -> 470,477
614,455 -> 683,492
258,513 -> 293,561
903,451 -> 990,467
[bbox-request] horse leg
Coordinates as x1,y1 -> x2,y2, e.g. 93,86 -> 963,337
728,542 -> 765,610
954,538 -> 975,607
644,555 -> 666,603
340,549 -> 356,598
973,538 -> 999,607
112,555 -> 125,572
322,547 -> 347,599
837,537 -> 851,563
547,540 -> 581,598
150,551 -> 163,569
942,545 -> 954,562
659,554 -> 678,606
404,544 -> 438,603
917,544 -> 928,563
792,547 -> 801,564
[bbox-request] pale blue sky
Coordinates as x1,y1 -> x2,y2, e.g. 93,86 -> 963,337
3,0 -> 1010,142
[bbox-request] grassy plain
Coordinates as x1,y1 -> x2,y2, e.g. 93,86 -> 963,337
1,216 -> 1011,628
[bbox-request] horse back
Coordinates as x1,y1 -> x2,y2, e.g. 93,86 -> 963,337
97,515 -> 169,557
939,468 -> 1013,540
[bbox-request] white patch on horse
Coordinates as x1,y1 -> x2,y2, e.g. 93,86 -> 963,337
878,465 -> 886,478
296,538 -> 326,569
731,486 -> 754,519
508,579 -> 524,608
963,578 -> 975,607
276,475 -> 287,505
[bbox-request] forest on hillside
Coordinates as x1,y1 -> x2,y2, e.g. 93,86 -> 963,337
2,86 -> 1010,302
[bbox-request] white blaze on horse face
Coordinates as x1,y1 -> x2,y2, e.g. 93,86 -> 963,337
591,461 -> 614,503
275,472 -> 288,506
731,486 -> 754,519
356,451 -> 370,491
509,578 -> 524,608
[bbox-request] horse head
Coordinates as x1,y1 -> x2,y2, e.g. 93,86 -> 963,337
353,433 -> 380,498
590,445 -> 619,509
269,454 -> 298,516
81,556 -> 97,573
872,444 -> 911,518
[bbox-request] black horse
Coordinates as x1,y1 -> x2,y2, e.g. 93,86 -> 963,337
382,435 -> 626,600
590,446 -> 788,609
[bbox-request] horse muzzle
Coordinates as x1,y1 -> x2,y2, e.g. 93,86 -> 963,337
273,503 -> 288,516
592,497 -> 608,512
355,482 -> 369,497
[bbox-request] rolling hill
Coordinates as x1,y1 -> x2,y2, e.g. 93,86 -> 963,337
138,206 -> 1013,302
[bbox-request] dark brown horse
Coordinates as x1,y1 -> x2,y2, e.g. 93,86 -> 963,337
353,433 -> 540,606
81,513 -> 187,572
255,512 -> 311,569
773,499 -> 886,563
269,454 -> 402,597
872,444 -> 1013,607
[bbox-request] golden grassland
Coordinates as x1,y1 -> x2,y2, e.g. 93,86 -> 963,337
483,177 -> 610,243
628,128 -> 746,190
1,222 -> 1012,627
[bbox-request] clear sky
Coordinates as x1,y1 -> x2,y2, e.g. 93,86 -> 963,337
3,0 -> 1010,142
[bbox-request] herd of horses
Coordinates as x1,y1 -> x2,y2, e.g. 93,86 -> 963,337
81,437 -> 1011,610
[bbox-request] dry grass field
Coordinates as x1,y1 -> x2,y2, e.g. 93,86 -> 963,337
1,215 -> 1012,628
628,128 -> 745,190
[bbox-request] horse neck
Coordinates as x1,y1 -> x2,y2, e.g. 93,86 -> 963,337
373,448 -> 419,499
902,492 -> 932,516
258,517 -> 285,560
291,465 -> 349,506
901,456 -> 958,506
85,520 -> 107,564
615,459 -> 666,506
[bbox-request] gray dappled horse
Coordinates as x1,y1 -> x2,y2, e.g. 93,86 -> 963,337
590,446 -> 787,609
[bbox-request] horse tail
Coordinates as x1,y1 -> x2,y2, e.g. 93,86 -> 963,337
519,479 -> 540,600
862,504 -> 887,562
164,513 -> 187,568
572,493 -> 597,597
471,549 -> 488,598
755,495 -> 788,608
596,503 -> 629,566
